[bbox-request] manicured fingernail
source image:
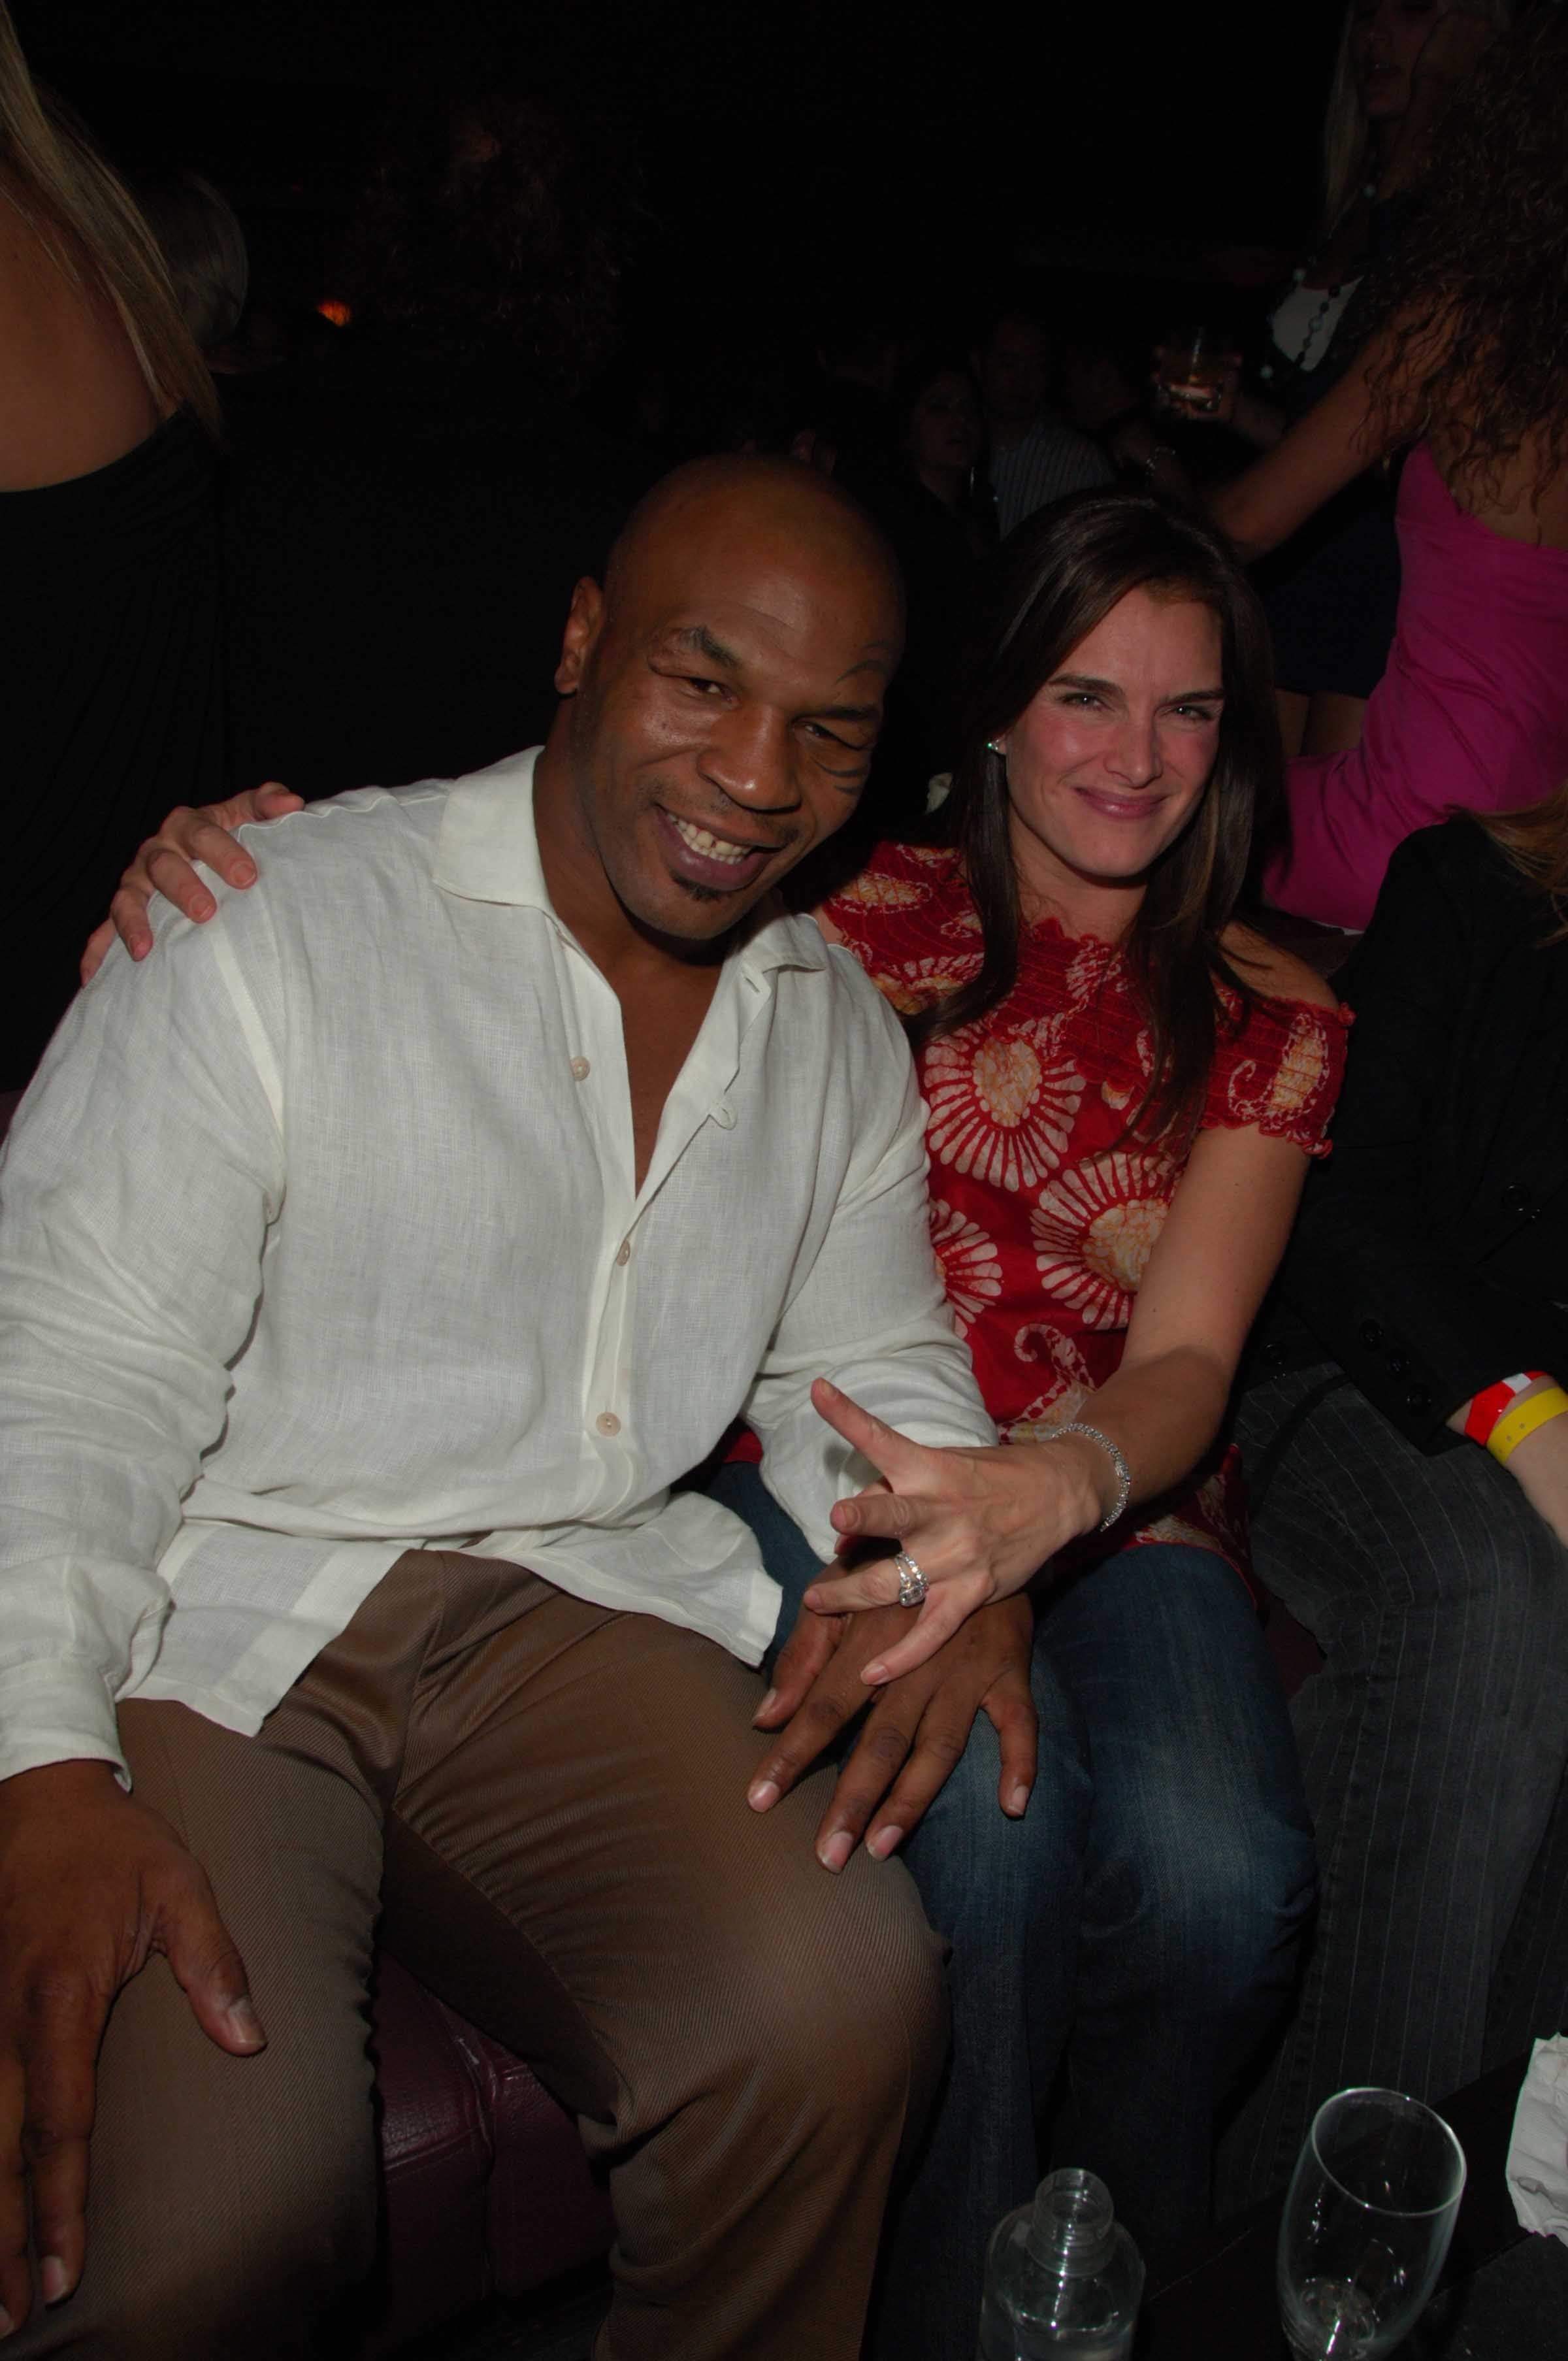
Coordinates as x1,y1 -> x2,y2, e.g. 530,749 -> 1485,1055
41,2256 -> 68,2304
748,1779 -> 780,1812
751,1689 -> 777,1725
867,1824 -> 904,1859
863,1661 -> 889,1685
227,1996 -> 266,2046
1008,1784 -> 1031,1816
817,1830 -> 855,1873
235,861 -> 255,883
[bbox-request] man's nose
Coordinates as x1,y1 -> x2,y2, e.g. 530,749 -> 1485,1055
697,708 -> 798,811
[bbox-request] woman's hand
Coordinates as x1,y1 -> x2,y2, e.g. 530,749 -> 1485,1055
801,1378 -> 1116,1681
80,784 -> 302,981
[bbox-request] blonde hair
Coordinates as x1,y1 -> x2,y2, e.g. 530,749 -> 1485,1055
1319,0 -> 1516,237
1474,784 -> 1568,941
0,6 -> 218,432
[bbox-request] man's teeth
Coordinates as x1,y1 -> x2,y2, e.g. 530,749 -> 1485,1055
670,815 -> 756,864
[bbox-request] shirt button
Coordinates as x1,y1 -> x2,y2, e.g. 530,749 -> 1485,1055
570,1056 -> 591,1081
711,1104 -> 736,1130
1406,1387 -> 1432,1417
1388,1351 -> 1409,1378
1359,1319 -> 1384,1351
595,1410 -> 621,1437
615,1240 -> 631,1266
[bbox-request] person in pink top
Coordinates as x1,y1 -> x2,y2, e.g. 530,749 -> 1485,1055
1212,5 -> 1568,933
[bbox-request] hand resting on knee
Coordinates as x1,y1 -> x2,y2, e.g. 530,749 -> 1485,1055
0,1760 -> 263,2334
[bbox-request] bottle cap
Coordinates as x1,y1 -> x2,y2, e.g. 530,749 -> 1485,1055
1026,2168 -> 1117,2277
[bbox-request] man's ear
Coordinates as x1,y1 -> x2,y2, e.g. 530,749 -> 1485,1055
554,576 -> 606,697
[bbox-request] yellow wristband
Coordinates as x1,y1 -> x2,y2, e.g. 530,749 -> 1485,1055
1488,1385 -> 1568,1464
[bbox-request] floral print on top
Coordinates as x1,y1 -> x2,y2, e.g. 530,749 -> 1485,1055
823,838 -> 1350,1589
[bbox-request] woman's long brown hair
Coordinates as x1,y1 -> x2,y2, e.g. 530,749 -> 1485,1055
910,485 -> 1284,1149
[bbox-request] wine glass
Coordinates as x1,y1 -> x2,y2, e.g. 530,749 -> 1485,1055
1277,2088 -> 1466,2358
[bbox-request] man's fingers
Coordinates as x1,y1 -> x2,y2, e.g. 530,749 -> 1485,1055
746,1673 -> 862,1815
160,1889 -> 265,2056
813,1709 -> 922,1870
983,1666 -> 1039,1817
858,1586 -> 987,1685
0,2052 -> 34,2333
862,1711 -> 973,1858
754,1600 -> 842,1727
15,1977 -> 105,2314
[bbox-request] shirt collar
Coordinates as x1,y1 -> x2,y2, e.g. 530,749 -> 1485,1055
430,745 -> 834,981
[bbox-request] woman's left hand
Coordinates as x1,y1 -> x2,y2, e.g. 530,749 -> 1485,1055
803,1378 -> 1115,1681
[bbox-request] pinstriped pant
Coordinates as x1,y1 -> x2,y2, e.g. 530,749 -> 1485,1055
11,1551 -> 946,2360
1217,1364 -> 1568,2211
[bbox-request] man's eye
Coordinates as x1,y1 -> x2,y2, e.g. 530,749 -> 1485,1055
683,676 -> 725,697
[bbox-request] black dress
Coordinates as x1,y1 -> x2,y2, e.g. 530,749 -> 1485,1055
1,410 -> 224,1087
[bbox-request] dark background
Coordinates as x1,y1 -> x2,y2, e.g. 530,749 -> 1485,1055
14,0 -> 1345,363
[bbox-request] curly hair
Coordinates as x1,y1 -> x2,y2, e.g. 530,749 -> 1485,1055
336,88 -> 627,395
1366,3 -> 1568,506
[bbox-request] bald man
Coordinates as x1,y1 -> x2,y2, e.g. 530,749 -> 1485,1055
0,461 -> 1005,2360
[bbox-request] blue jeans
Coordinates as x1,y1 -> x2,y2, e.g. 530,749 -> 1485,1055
1218,1364 -> 1568,2212
706,1463 -> 1315,2357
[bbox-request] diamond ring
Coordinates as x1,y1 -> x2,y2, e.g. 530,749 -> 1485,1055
893,1550 -> 928,1609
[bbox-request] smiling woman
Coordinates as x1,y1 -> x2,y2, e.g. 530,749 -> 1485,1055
732,484 -> 1350,2324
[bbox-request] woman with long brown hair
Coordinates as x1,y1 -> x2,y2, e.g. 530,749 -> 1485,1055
1208,0 -> 1568,930
0,3 -> 222,1089
743,482 -> 1347,2339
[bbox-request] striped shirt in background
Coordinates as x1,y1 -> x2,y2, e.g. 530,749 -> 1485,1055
989,418 -> 1113,537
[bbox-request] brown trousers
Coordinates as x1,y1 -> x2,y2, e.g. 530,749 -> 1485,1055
17,1553 -> 947,2360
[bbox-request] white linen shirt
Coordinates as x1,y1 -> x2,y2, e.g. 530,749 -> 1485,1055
0,750 -> 994,1787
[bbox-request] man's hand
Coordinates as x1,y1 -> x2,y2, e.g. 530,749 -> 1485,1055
0,1760 -> 264,2332
80,784 -> 302,982
745,1594 -> 1036,1871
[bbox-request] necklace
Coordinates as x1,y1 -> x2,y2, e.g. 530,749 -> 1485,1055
1260,182 -> 1376,383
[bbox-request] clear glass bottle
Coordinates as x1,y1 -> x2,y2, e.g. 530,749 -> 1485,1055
978,2167 -> 1145,2360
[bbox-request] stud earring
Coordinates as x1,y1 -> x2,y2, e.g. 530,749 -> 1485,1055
987,738 -> 1004,755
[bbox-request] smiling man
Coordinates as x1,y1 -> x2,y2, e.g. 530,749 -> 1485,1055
0,457 -> 1005,2360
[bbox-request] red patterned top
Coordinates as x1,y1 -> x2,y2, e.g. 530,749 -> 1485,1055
823,838 -> 1351,1587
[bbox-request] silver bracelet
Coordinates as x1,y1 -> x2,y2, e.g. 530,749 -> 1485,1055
1047,1421 -> 1132,1532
